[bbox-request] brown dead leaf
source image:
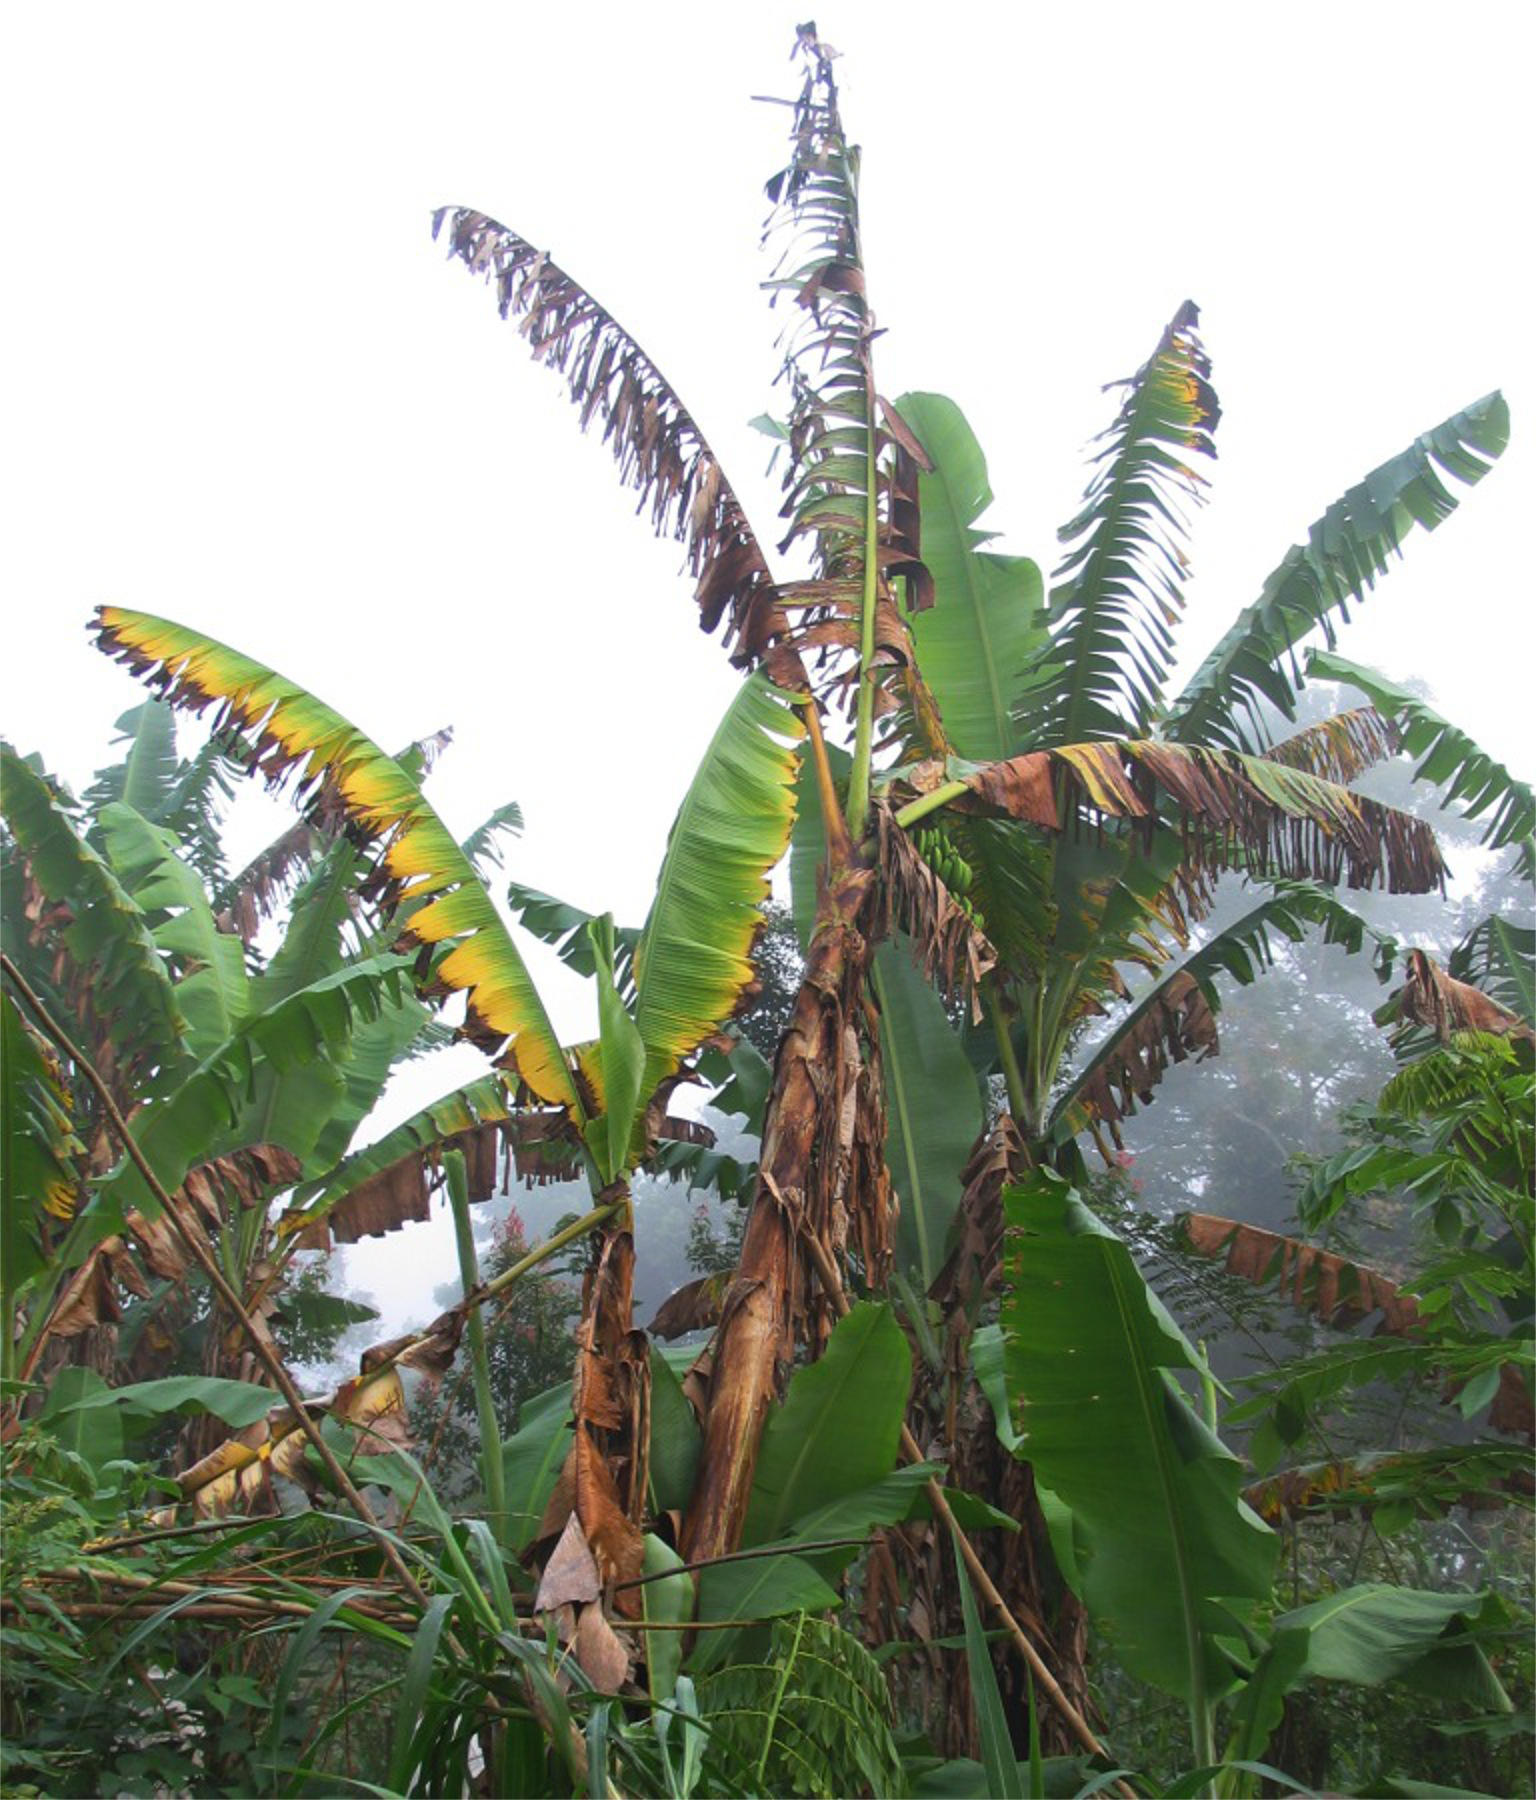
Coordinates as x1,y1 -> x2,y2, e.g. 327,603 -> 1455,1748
1245,1454 -> 1534,1525
876,806 -> 997,1019
953,740 -> 1449,895
536,1512 -> 603,1613
43,1252 -> 122,1336
1180,1214 -> 1419,1333
1075,970 -> 1218,1138
433,207 -> 803,688
650,1273 -> 731,1340
541,1431 -> 646,1606
1395,947 -> 1535,1043
964,752 -> 1059,827
574,1603 -> 633,1694
1263,707 -> 1399,785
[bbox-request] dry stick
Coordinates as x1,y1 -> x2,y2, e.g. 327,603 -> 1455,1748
41,1565 -> 406,1620
797,1224 -> 1136,1794
1,952 -> 433,1615
6,1597 -> 414,1628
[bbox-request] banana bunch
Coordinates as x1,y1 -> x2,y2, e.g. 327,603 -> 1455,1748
911,826 -> 986,932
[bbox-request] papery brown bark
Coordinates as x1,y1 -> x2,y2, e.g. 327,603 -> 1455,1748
541,1193 -> 648,1612
680,859 -> 891,1567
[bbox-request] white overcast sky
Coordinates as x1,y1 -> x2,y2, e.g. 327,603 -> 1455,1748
4,3 -> 1532,1330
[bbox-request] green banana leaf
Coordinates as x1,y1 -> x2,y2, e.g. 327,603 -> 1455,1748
242,838 -> 434,1178
633,670 -> 804,1107
895,391 -> 1047,763
691,1555 -> 841,1668
267,988 -> 432,1178
505,880 -> 640,997
48,1372 -> 282,1428
1227,1586 -> 1512,1760
1051,883 -> 1398,1138
257,837 -> 368,1006
788,737 -> 850,952
873,939 -> 985,1292
460,800 -> 524,878
647,1346 -> 701,1513
95,699 -> 179,821
97,802 -> 251,1051
1001,1173 -> 1277,1703
1166,390 -> 1509,751
2,744 -> 185,1090
36,1367 -> 124,1475
693,1303 -> 915,1668
742,1300 -> 911,1547
1308,650 -> 1534,863
83,699 -> 241,891
92,955 -> 415,1223
1,990 -> 86,1291
500,1382 -> 574,1552
585,913 -> 646,1181
640,1533 -> 691,1704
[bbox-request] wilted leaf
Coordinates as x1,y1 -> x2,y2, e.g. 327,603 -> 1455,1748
536,1511 -> 603,1613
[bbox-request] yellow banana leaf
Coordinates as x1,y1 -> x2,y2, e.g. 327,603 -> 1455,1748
93,608 -> 581,1119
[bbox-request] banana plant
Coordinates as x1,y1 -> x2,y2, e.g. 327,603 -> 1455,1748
436,28 -> 931,1571
429,24 -> 1522,1756
87,605 -> 803,1684
858,363 -> 1517,1748
0,717 -> 496,1416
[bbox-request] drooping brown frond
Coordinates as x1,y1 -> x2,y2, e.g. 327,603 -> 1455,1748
1179,1213 -> 1420,1333
168,1312 -> 464,1520
874,804 -> 997,1019
928,1114 -> 1028,1318
1392,946 -> 1535,1044
1181,1212 -> 1533,1440
650,1271 -> 731,1340
930,737 -> 1447,893
296,1119 -> 507,1248
26,1147 -> 303,1365
1072,971 -> 1218,1144
211,733 -> 453,942
213,820 -> 319,943
1261,706 -> 1400,786
432,208 -> 803,686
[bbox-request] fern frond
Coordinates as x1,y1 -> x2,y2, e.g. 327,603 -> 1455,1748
696,1613 -> 903,1800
